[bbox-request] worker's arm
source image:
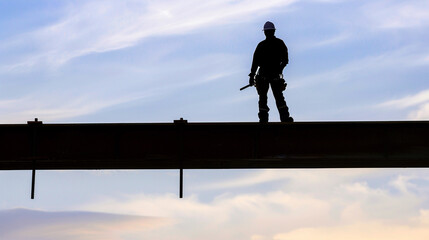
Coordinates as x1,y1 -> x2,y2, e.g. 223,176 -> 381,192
250,43 -> 261,76
249,44 -> 261,85
279,40 -> 289,73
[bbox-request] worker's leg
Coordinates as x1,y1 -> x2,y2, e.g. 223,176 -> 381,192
257,78 -> 270,123
271,79 -> 292,122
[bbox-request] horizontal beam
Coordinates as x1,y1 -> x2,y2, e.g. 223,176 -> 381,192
1,120 -> 429,170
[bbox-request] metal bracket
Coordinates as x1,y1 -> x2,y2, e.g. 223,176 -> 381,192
28,118 -> 42,199
174,118 -> 187,198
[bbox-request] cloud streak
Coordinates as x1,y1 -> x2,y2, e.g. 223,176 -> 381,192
1,0 -> 297,70
363,0 -> 429,30
274,217 -> 429,240
1,169 -> 428,240
376,89 -> 429,120
291,46 -> 429,90
378,89 -> 429,109
0,52 -> 241,123
0,209 -> 169,240
72,169 -> 429,240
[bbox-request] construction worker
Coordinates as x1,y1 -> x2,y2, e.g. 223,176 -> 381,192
249,21 -> 293,123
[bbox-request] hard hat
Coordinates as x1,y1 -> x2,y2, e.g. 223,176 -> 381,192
263,21 -> 276,31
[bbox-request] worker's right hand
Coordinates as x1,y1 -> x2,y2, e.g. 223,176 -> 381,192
248,73 -> 255,86
249,77 -> 255,86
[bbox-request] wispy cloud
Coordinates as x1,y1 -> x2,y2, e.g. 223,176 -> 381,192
377,89 -> 429,110
274,217 -> 429,240
409,103 -> 429,120
363,0 -> 429,30
292,46 -> 429,89
194,169 -> 377,190
1,0 -> 298,70
294,0 -> 429,50
312,32 -> 351,47
1,169 -> 428,240
376,89 -> 429,120
73,169 -> 429,240
294,32 -> 352,51
0,94 -> 142,123
0,209 -> 168,240
0,52 -> 240,123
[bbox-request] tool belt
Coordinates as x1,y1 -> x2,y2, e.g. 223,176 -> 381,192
255,74 -> 287,91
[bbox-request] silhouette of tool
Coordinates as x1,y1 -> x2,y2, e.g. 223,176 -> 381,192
240,84 -> 253,91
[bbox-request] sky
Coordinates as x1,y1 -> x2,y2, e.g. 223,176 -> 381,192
0,0 -> 429,239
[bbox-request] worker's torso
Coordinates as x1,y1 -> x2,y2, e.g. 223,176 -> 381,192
256,37 -> 286,75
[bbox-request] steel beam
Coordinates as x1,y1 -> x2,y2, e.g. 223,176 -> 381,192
0,120 -> 429,170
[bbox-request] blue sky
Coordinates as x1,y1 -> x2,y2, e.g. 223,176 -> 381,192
1,0 -> 429,239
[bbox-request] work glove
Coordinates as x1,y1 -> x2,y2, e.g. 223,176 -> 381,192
248,73 -> 255,86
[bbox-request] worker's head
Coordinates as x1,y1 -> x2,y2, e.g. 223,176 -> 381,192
263,21 -> 276,38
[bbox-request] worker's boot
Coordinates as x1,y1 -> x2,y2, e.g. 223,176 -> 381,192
283,116 -> 294,122
259,111 -> 269,123
280,110 -> 293,122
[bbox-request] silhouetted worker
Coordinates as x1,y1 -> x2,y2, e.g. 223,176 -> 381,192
249,21 -> 293,123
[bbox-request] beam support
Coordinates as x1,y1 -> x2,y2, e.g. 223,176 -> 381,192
28,118 -> 42,199
180,168 -> 183,199
174,118 -> 188,198
31,162 -> 36,199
